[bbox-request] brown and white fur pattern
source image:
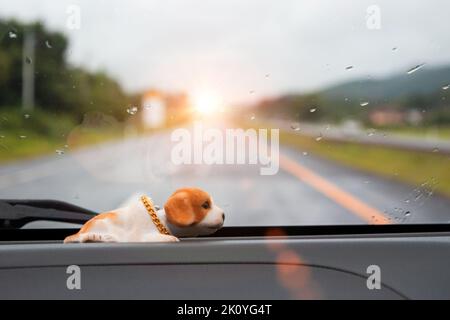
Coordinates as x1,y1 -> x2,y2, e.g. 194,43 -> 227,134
64,188 -> 225,243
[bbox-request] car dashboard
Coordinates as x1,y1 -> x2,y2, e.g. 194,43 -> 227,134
0,225 -> 449,299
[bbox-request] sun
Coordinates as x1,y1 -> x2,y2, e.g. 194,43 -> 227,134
192,92 -> 221,115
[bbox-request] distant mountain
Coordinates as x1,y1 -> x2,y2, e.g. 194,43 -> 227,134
321,65 -> 450,102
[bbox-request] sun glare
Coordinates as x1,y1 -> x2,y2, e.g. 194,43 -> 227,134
193,92 -> 221,115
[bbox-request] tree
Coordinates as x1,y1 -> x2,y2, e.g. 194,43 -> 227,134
0,18 -> 130,120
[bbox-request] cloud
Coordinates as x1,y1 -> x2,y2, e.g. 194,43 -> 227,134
1,0 -> 450,103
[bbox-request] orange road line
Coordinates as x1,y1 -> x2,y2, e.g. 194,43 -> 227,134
279,153 -> 390,224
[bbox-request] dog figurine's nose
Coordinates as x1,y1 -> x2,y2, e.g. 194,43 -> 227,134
222,213 -> 225,222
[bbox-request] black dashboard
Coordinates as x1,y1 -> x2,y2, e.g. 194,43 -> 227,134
1,226 -> 449,299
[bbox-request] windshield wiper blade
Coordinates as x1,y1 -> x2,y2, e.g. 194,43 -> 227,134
0,199 -> 96,229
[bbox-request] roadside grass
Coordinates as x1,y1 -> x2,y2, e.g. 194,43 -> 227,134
0,132 -> 63,162
381,126 -> 450,140
0,108 -> 124,163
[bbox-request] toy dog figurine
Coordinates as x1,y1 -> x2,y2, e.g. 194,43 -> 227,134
64,187 -> 225,243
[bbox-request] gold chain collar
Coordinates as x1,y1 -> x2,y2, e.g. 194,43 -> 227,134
140,195 -> 171,235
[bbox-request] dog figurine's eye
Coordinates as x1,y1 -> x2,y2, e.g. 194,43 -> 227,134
201,201 -> 210,209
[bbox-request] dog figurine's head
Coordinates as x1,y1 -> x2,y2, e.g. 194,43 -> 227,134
164,187 -> 225,237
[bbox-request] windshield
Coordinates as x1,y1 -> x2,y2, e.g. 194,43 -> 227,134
0,0 -> 449,227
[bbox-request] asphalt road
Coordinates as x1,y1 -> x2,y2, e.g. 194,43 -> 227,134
0,129 -> 449,226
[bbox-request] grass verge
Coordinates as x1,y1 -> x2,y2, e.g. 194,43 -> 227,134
0,108 -> 124,163
381,126 -> 450,139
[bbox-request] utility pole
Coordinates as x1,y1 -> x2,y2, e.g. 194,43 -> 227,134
22,29 -> 35,111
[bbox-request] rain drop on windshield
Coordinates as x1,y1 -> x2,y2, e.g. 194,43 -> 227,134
407,63 -> 425,74
126,106 -> 138,115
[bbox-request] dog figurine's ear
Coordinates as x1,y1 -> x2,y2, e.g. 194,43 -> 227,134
164,191 -> 195,227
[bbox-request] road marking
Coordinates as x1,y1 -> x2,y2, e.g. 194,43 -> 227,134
279,153 -> 389,224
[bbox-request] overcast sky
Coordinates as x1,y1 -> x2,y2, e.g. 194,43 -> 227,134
1,0 -> 450,104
